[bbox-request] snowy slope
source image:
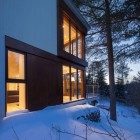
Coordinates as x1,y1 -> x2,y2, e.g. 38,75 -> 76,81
0,101 -> 140,140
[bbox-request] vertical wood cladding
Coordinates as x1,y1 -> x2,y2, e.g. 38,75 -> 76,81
27,54 -> 62,111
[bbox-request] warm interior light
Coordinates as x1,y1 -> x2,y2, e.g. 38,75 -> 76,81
71,77 -> 75,82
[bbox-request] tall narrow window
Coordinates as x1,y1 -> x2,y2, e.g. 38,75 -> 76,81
78,31 -> 83,59
63,65 -> 70,102
71,67 -> 78,101
63,17 -> 70,53
78,70 -> 84,99
6,50 -> 26,113
71,25 -> 76,56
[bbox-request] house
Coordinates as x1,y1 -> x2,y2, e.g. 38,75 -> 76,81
0,0 -> 90,119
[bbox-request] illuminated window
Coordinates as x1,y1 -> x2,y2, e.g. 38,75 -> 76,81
63,65 -> 84,102
63,16 -> 84,59
8,50 -> 25,79
6,83 -> 26,112
71,25 -> 76,56
63,17 -> 70,53
78,70 -> 84,98
63,65 -> 70,102
71,67 -> 77,101
7,50 -> 26,113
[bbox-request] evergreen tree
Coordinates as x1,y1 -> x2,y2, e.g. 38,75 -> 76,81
115,0 -> 140,61
73,0 -> 140,121
91,61 -> 108,96
115,56 -> 131,84
115,77 -> 125,100
73,0 -> 125,121
133,71 -> 140,83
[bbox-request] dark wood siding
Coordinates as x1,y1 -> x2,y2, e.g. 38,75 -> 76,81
27,54 -> 62,111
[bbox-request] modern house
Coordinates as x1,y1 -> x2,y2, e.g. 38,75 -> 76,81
0,0 -> 90,119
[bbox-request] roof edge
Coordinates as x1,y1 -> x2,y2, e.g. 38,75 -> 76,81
64,0 -> 90,31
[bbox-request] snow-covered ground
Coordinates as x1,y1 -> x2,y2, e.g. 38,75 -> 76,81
0,99 -> 140,140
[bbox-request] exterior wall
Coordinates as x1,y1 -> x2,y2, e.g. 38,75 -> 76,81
27,54 -> 63,111
0,0 -> 57,55
5,36 -> 63,113
0,35 -> 5,119
0,0 -> 88,119
5,36 -> 86,113
0,0 -> 57,119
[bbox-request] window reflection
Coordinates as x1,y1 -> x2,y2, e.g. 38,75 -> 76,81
8,51 -> 25,79
71,25 -> 76,56
78,70 -> 84,98
78,32 -> 83,59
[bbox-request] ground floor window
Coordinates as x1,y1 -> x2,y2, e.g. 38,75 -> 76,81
63,65 -> 84,103
6,50 -> 26,113
6,83 -> 26,112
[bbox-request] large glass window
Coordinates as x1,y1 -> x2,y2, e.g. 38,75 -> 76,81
63,16 -> 84,59
63,65 -> 85,103
6,50 -> 26,113
71,25 -> 77,56
8,50 -> 25,79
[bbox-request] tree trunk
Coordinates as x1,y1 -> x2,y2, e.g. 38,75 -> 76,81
105,0 -> 117,121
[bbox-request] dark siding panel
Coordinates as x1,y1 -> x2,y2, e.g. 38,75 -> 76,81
27,54 -> 62,111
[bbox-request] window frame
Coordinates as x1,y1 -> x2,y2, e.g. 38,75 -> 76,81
6,48 -> 27,112
63,14 -> 84,59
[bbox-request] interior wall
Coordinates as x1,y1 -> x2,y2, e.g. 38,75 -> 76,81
19,83 -> 26,110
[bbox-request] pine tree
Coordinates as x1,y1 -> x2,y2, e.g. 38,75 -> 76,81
115,77 -> 125,100
91,61 -> 108,96
73,0 -> 124,121
73,0 -> 140,121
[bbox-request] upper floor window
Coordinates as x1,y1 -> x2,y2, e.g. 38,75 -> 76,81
63,16 -> 84,59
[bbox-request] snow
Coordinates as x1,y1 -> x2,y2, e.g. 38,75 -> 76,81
0,100 -> 140,140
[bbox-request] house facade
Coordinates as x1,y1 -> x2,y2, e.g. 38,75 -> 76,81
0,0 -> 90,118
